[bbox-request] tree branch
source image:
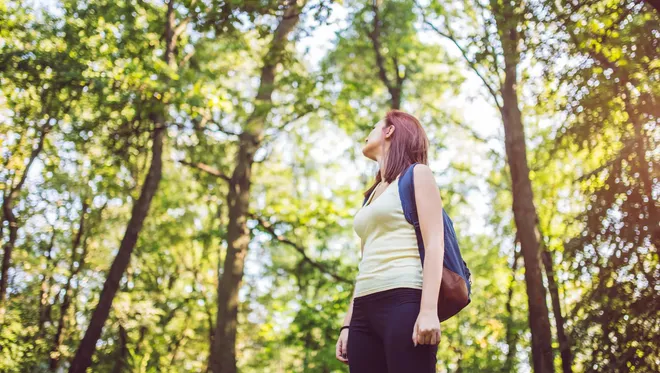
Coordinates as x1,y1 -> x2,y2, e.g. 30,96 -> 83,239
179,49 -> 195,69
187,112 -> 241,137
450,116 -> 499,144
249,213 -> 352,284
368,0 -> 393,92
178,160 -> 232,183
475,0 -> 503,85
419,8 -> 503,112
392,54 -> 405,88
173,16 -> 192,40
272,108 -> 315,132
259,107 -> 316,150
10,124 -> 51,198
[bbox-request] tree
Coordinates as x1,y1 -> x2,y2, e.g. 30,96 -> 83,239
539,0 -> 660,371
421,1 -> 556,371
0,2 -> 87,316
209,2 -> 308,372
68,0 -> 189,370
1,0 -> 657,371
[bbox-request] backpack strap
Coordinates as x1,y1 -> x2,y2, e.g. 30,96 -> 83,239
397,163 -> 427,262
397,163 -> 472,295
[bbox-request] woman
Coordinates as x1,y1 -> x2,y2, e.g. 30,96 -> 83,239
335,110 -> 445,372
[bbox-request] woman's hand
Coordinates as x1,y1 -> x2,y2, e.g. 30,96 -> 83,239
412,310 -> 441,346
335,328 -> 349,364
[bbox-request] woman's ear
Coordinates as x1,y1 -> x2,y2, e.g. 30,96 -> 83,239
385,125 -> 395,139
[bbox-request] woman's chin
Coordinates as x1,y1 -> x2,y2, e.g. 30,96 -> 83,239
361,147 -> 375,161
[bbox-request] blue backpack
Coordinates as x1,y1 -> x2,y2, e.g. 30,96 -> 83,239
362,163 -> 472,321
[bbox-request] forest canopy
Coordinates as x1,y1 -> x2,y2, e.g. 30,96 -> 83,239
0,0 -> 658,372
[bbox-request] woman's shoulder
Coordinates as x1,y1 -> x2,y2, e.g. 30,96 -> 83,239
411,163 -> 434,181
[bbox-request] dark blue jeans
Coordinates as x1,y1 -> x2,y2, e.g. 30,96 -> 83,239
347,287 -> 438,373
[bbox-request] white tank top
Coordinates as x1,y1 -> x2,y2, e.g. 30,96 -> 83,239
352,179 -> 423,298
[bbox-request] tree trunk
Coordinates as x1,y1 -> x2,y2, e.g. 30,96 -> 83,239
209,3 -> 304,373
68,125 -> 165,373
626,98 -> 660,249
369,0 -> 404,110
68,0 -> 179,369
205,302 -> 215,373
168,333 -> 185,368
503,246 -> 521,373
390,89 -> 401,110
111,324 -> 129,373
491,1 -> 555,372
50,202 -> 88,370
500,55 -> 555,373
645,0 -> 660,13
38,230 -> 57,335
206,203 -> 223,373
557,0 -> 659,249
541,247 -> 573,373
0,124 -> 50,313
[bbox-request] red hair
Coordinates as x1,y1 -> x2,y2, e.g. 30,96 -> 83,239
363,109 -> 429,200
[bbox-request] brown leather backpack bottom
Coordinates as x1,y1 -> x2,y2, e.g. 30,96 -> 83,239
438,268 -> 471,322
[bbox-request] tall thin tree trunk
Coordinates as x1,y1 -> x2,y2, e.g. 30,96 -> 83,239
491,1 -> 555,372
503,246 -> 521,372
555,0 -> 659,249
209,3 -> 304,373
626,99 -> 660,249
206,203 -> 223,373
541,247 -> 573,373
38,230 -> 57,335
0,124 -> 50,314
645,0 -> 660,13
69,125 -> 165,373
133,325 -> 149,366
168,334 -> 185,368
369,0 -> 405,110
205,302 -> 215,373
68,125 -> 164,373
111,324 -> 129,373
50,202 -> 88,370
500,51 -> 555,373
68,1 -> 179,370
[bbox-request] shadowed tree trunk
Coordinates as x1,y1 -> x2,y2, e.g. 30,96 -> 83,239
207,203 -> 223,372
205,301 -> 215,373
68,0 -> 184,370
503,245 -> 521,372
38,230 -> 57,335
111,324 -> 129,373
646,0 -> 660,13
542,245 -> 573,373
422,0 -> 555,369
545,4 -> 656,371
369,0 -> 405,109
490,0 -> 554,371
626,98 -> 660,249
551,0 -> 659,251
209,2 -> 305,373
0,124 -> 51,314
50,201 -> 88,370
68,123 -> 165,373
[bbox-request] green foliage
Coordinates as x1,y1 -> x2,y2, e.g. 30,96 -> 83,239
536,1 -> 660,371
0,0 -> 657,372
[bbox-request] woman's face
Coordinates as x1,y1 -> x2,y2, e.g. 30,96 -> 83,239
362,119 -> 393,161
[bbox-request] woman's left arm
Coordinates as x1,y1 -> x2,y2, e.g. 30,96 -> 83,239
411,164 -> 444,346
